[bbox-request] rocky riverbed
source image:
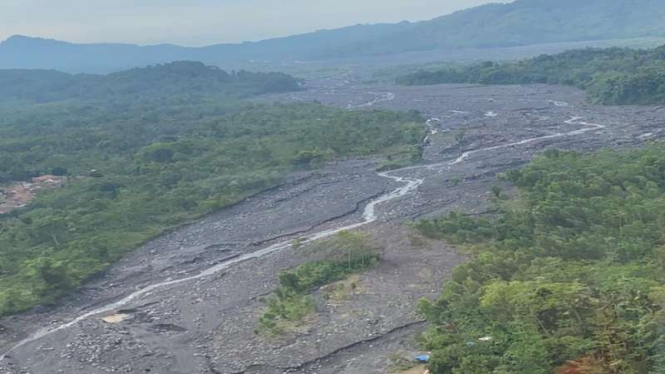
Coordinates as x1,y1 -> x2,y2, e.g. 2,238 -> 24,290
1,80 -> 664,374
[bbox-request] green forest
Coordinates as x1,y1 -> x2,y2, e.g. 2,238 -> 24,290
0,62 -> 425,315
398,45 -> 665,105
415,147 -> 665,374
0,61 -> 303,104
4,0 -> 665,72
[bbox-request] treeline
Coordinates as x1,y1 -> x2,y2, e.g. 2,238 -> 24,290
398,45 -> 665,105
0,64 -> 425,315
415,147 -> 665,374
0,61 -> 303,104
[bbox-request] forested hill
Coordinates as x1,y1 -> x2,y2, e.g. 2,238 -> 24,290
0,61 -> 302,104
330,0 -> 665,57
3,0 -> 665,72
398,45 -> 665,105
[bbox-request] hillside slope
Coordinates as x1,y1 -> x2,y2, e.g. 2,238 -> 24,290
343,0 -> 665,56
1,0 -> 665,72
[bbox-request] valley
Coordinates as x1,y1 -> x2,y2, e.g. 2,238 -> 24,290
1,78 -> 663,374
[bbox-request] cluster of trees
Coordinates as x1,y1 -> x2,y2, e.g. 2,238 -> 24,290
0,64 -> 424,315
259,232 -> 378,335
415,147 -> 665,373
398,45 -> 665,105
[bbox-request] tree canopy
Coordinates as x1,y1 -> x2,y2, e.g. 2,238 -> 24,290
398,45 -> 665,105
416,147 -> 665,374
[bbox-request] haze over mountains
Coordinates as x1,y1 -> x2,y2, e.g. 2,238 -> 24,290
2,0 -> 665,73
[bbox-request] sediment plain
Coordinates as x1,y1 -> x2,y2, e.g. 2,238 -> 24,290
2,79 -> 663,374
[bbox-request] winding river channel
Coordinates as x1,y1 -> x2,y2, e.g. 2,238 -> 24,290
1,111 -> 606,359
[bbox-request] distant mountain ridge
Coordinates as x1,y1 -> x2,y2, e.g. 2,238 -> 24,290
2,0 -> 665,73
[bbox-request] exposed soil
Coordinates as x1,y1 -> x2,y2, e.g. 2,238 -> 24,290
1,79 -> 664,374
0,175 -> 66,214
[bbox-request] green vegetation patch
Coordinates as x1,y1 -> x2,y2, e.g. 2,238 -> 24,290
398,45 -> 665,105
0,64 -> 424,316
415,147 -> 665,374
258,232 -> 379,336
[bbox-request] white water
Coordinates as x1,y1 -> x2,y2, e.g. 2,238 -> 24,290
550,100 -> 570,107
423,118 -> 442,143
0,163 -> 423,358
347,92 -> 396,109
518,99 -> 571,108
425,118 -> 441,133
446,117 -> 604,165
1,116 -> 605,359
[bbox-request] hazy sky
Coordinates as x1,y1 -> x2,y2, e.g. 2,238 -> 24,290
0,0 -> 510,46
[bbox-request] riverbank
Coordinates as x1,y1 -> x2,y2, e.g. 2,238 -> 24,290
2,80 -> 664,373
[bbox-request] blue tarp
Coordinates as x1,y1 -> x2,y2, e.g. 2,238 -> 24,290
414,354 -> 430,363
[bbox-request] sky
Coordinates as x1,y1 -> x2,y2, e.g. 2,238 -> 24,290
0,0 -> 510,46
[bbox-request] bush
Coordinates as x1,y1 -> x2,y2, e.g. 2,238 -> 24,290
257,231 -> 379,335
